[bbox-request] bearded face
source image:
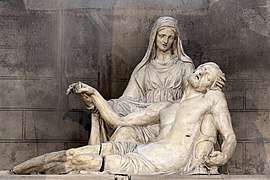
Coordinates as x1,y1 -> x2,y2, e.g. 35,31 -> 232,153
187,74 -> 200,89
188,65 -> 217,92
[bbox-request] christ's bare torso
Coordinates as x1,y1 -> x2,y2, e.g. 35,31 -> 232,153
136,94 -> 211,171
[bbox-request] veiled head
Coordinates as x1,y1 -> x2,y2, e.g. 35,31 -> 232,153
150,16 -> 180,59
132,16 -> 193,74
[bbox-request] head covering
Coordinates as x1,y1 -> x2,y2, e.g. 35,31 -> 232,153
120,16 -> 194,101
133,16 -> 193,74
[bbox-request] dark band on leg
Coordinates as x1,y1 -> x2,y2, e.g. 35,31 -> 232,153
98,143 -> 102,155
100,156 -> 105,172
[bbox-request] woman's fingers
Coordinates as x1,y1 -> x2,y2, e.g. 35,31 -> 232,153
66,83 -> 78,95
75,87 -> 89,94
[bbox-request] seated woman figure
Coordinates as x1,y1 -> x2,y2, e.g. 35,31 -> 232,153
73,16 -> 194,145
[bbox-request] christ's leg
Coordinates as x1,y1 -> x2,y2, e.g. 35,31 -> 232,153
45,154 -> 103,174
66,142 -> 138,161
12,150 -> 66,174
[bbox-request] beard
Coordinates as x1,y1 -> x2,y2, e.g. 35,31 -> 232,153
187,75 -> 199,89
187,75 -> 210,93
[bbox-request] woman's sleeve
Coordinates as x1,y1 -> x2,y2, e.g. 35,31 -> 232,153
120,66 -> 146,102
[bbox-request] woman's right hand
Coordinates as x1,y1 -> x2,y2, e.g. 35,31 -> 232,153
66,81 -> 96,95
66,81 -> 96,109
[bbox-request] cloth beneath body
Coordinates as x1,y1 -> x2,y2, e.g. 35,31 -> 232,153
102,141 -> 158,175
101,143 -> 196,175
104,152 -> 158,175
100,123 -> 213,176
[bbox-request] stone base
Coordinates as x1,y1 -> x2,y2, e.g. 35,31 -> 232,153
0,174 -> 269,180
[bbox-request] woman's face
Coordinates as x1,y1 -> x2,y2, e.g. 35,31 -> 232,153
155,27 -> 175,53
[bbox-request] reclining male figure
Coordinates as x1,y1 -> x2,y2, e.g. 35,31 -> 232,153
12,62 -> 236,175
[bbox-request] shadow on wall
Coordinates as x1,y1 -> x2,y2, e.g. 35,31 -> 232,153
244,97 -> 270,174
63,109 -> 91,133
182,40 -> 203,68
227,96 -> 270,174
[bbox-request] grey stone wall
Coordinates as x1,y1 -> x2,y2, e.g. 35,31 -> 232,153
0,0 -> 270,174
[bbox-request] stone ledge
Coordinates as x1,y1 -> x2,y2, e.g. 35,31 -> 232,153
0,174 -> 269,180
